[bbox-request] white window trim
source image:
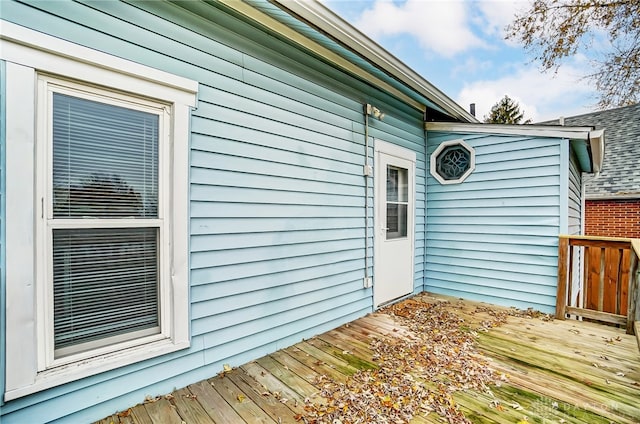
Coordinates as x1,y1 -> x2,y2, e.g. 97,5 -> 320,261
430,139 -> 476,185
2,21 -> 197,401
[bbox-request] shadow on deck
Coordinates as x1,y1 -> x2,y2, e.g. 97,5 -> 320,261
96,293 -> 640,423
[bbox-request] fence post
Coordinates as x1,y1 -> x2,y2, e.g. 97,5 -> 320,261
627,245 -> 638,334
556,236 -> 569,320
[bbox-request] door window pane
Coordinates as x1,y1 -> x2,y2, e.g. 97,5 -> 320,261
386,166 -> 408,202
52,93 -> 159,218
386,165 -> 408,239
386,203 -> 407,237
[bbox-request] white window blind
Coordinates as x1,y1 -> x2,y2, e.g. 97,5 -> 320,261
52,93 -> 158,218
51,92 -> 161,357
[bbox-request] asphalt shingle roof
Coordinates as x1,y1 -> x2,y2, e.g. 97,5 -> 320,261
542,103 -> 640,198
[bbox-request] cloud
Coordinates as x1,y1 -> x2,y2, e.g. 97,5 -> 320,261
456,64 -> 597,122
474,0 -> 527,39
352,0 -> 486,57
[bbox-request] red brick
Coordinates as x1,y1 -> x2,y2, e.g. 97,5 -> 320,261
585,199 -> 640,238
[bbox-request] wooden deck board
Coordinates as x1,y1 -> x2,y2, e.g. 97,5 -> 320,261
129,406 -> 153,424
94,294 -> 640,423
143,399 -> 182,424
187,380 -> 244,423
282,344 -> 349,383
208,374 -> 277,423
254,355 -> 320,399
225,370 -> 300,423
170,388 -> 213,424
240,361 -> 308,416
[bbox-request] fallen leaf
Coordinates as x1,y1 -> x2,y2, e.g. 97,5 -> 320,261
237,394 -> 246,402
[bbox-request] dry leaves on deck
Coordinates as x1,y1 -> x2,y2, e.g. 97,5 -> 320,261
299,299 -> 510,424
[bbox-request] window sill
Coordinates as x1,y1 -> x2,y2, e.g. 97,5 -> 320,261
4,338 -> 189,401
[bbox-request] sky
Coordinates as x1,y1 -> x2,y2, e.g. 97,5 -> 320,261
321,0 -> 599,122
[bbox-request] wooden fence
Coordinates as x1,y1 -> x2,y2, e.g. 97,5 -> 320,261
556,235 -> 640,334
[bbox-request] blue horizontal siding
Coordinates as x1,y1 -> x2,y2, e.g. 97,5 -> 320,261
191,151 -> 365,186
426,132 -> 562,313
427,246 -> 557,267
0,0 -> 429,422
191,168 -> 364,196
428,239 -> 557,257
191,228 -> 364,251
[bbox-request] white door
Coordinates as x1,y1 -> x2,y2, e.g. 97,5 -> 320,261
374,140 -> 416,307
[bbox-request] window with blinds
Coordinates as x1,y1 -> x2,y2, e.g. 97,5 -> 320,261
48,88 -> 163,358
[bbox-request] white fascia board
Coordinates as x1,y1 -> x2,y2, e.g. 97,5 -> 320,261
588,128 -> 605,174
426,122 -> 597,139
0,20 -> 198,103
271,0 -> 477,123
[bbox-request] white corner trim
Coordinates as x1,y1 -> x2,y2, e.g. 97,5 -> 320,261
0,20 -> 198,104
430,139 -> 476,185
5,62 -> 38,395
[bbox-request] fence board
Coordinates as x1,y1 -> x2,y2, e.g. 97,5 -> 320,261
620,249 -> 631,315
603,248 -> 621,313
586,246 -> 602,311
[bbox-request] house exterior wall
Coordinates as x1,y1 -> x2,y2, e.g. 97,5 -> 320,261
585,199 -> 640,238
0,1 -> 426,422
425,132 -> 564,313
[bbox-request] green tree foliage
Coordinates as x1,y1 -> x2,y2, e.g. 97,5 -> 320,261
484,95 -> 532,124
506,0 -> 640,109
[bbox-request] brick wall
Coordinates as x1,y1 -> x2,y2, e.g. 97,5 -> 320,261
584,198 -> 640,238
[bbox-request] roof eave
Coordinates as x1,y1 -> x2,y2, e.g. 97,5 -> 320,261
269,0 -> 478,123
426,122 -> 605,174
588,128 -> 605,174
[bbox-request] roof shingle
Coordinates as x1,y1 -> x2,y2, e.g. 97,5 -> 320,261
542,103 -> 640,198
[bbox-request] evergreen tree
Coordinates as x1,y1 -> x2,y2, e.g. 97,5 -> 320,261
484,95 -> 531,124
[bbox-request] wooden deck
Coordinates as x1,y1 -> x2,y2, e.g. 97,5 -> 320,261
96,293 -> 640,423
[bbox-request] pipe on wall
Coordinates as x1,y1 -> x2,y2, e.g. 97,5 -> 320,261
363,105 -> 370,283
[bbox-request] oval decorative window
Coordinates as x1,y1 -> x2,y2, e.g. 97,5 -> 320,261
430,139 -> 475,184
